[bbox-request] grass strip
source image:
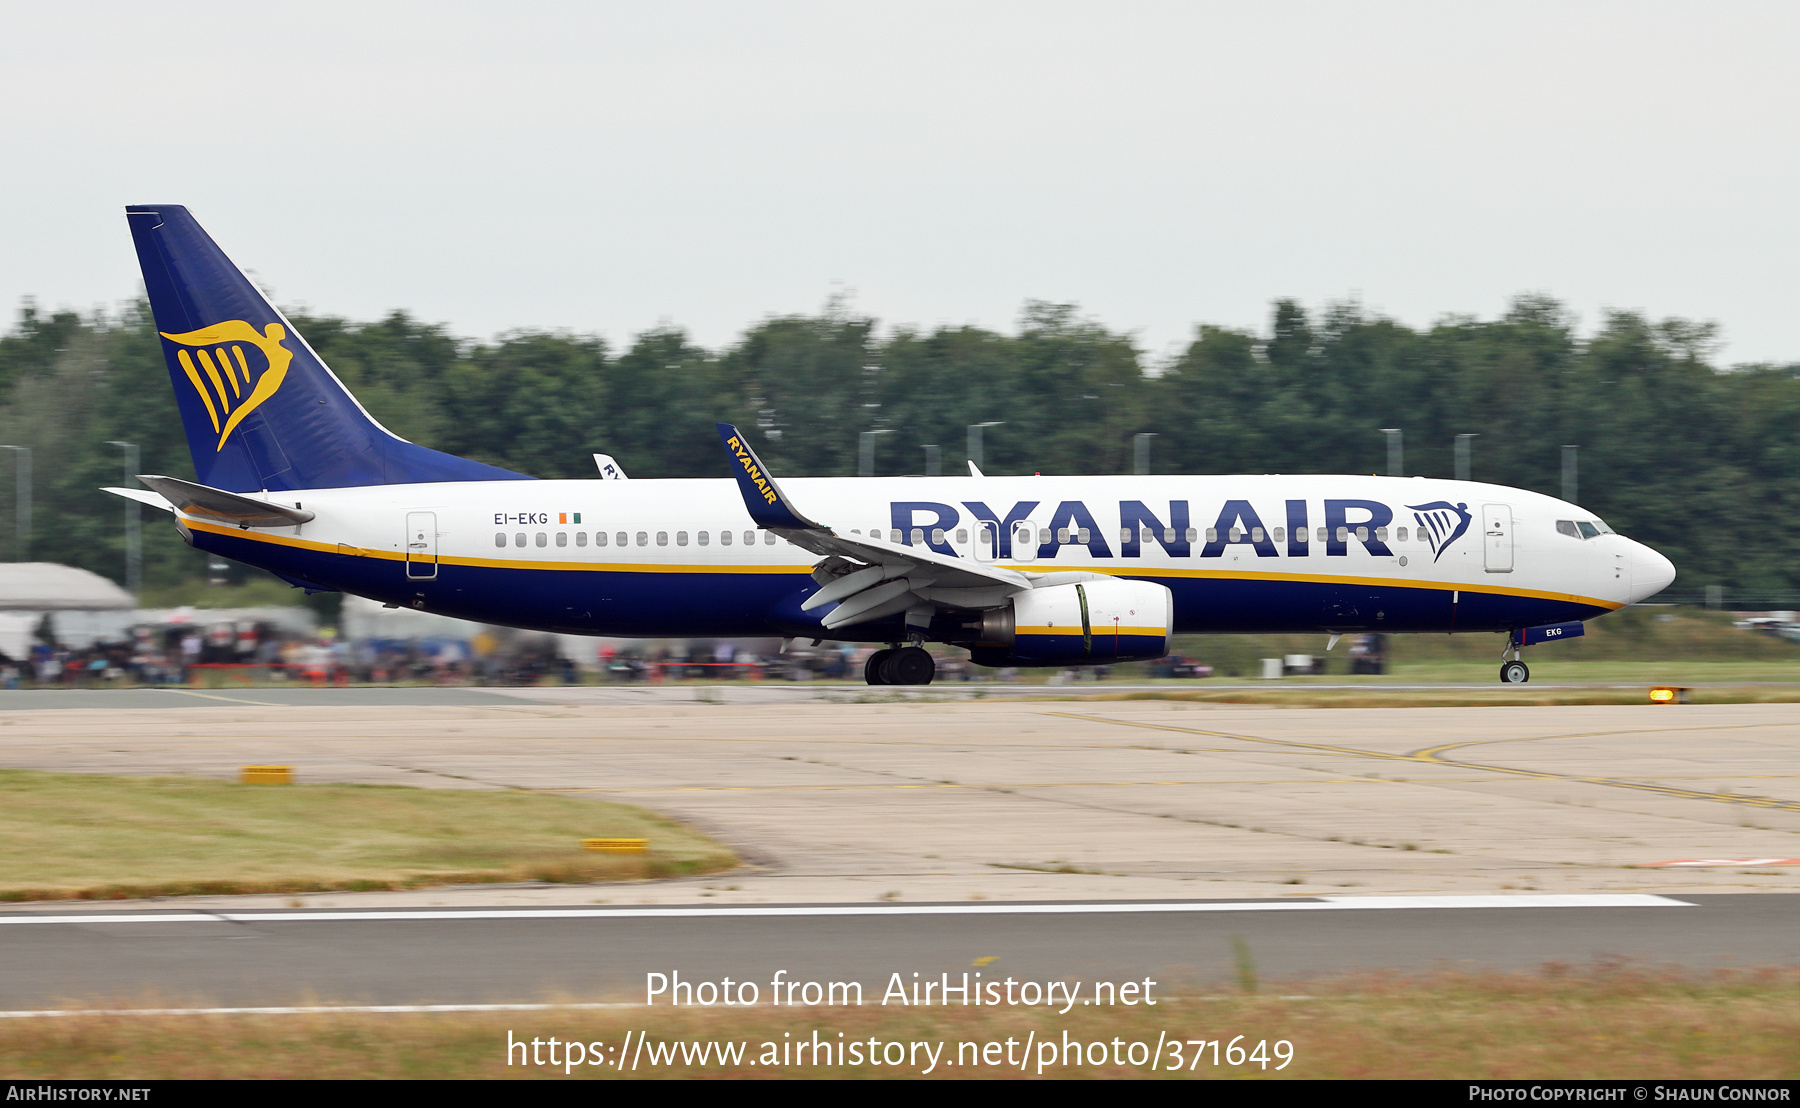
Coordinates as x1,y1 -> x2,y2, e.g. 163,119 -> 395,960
0,969 -> 1792,1079
0,769 -> 735,901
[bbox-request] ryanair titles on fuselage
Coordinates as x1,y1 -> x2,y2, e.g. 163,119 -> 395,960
480,494 -> 1474,562
891,497 -> 1470,561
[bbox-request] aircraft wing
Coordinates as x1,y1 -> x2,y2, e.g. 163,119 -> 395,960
716,423 -> 1038,630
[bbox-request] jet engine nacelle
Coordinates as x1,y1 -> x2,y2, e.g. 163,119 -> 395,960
966,578 -> 1173,667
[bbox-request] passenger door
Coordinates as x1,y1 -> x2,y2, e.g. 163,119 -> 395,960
1482,504 -> 1513,573
405,511 -> 438,579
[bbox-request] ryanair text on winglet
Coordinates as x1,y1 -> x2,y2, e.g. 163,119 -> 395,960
726,435 -> 780,505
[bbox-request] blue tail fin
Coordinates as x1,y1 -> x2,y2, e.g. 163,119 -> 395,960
125,205 -> 531,492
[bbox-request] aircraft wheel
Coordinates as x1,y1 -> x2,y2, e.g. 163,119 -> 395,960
864,649 -> 894,685
1500,660 -> 1530,684
887,646 -> 936,686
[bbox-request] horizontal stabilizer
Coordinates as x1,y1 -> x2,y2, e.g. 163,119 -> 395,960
101,487 -> 175,513
135,474 -> 316,528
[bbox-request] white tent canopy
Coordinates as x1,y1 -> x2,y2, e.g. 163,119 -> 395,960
0,564 -> 136,661
0,563 -> 134,611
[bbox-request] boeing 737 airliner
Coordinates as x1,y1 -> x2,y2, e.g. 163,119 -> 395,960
107,206 -> 1676,685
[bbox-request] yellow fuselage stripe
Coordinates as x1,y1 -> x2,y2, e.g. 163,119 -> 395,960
182,518 -> 1620,608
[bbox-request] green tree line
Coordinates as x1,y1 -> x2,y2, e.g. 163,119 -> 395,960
0,295 -> 1792,598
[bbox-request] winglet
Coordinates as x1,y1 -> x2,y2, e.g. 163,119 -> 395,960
716,423 -> 824,531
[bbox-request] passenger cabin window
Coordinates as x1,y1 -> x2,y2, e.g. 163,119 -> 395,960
1556,520 -> 1581,539
555,532 -> 568,547
1250,527 -> 1264,542
956,529 -> 968,544
698,531 -> 709,546
494,533 -> 506,548
1273,527 -> 1285,543
1317,527 -> 1327,542
763,532 -> 775,545
515,533 -> 526,547
635,532 -> 647,546
596,532 -> 607,547
535,533 -> 547,547
1206,528 -> 1218,543
1396,526 -> 1407,542
1184,527 -> 1197,543
576,532 -> 588,547
1375,526 -> 1387,542
931,528 -> 945,545
676,531 -> 688,546
744,531 -> 755,545
656,532 -> 669,546
720,531 -> 732,546
1079,528 -> 1092,543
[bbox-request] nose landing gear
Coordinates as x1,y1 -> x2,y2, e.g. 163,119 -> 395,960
1500,633 -> 1529,683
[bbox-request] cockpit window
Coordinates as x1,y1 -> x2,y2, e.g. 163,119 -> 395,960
1577,521 -> 1601,539
1556,520 -> 1581,539
1592,519 -> 1614,534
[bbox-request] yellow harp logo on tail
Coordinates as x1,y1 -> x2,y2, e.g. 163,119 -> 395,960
159,321 -> 294,452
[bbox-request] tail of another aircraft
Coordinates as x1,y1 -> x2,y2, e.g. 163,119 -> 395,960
125,205 -> 531,492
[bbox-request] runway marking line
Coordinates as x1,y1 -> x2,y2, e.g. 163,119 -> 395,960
1048,712 -> 1800,813
1645,858 -> 1800,867
0,894 -> 1690,926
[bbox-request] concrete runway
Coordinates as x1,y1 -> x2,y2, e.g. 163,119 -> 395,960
0,692 -> 1795,903
0,691 -> 1795,1006
0,895 -> 1790,1009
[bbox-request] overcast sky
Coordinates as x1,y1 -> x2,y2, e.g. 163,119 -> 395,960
3,1 -> 1796,364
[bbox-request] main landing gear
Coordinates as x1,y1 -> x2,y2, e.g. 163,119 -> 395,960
865,646 -> 936,686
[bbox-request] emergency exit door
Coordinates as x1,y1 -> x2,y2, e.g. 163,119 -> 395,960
405,511 -> 438,579
1482,504 -> 1513,572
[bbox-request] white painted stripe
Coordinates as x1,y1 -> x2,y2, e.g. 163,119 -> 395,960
0,1002 -> 641,1019
0,893 -> 1688,926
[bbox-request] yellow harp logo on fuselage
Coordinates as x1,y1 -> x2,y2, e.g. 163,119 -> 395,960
160,321 -> 294,452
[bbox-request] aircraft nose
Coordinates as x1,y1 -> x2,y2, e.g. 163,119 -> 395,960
1629,542 -> 1676,603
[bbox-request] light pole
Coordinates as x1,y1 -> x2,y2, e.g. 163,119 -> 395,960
1562,444 -> 1579,503
107,441 -> 141,599
1455,434 -> 1477,482
922,444 -> 941,477
967,422 -> 1003,473
0,446 -> 28,561
1381,428 -> 1403,477
858,429 -> 894,478
1133,432 -> 1157,476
